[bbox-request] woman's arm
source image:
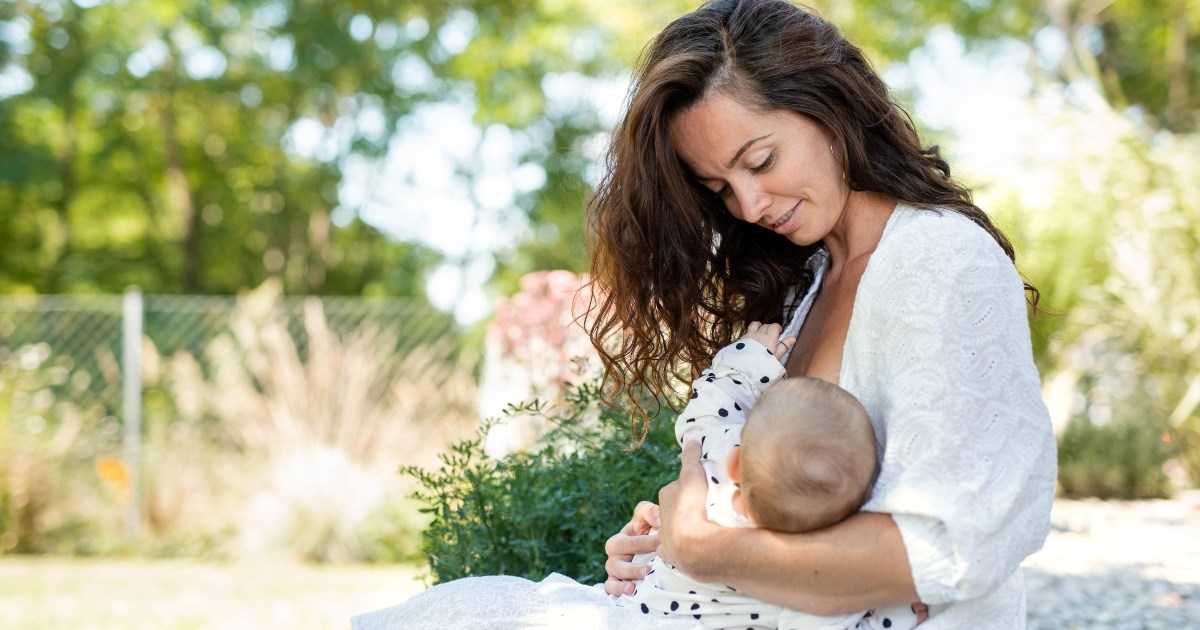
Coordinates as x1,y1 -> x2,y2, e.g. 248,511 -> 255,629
655,442 -> 919,616
656,216 -> 1056,615
854,215 -> 1055,606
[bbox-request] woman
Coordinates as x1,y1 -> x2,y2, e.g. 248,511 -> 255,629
591,0 -> 1055,627
353,1 -> 1055,628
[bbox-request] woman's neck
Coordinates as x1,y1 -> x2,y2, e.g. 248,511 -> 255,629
822,191 -> 896,277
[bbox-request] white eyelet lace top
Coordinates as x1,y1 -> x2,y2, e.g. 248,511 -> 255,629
780,204 -> 1057,629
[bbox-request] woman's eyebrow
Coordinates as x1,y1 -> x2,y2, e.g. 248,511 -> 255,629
724,134 -> 773,169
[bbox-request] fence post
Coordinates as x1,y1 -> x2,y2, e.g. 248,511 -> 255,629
122,286 -> 143,538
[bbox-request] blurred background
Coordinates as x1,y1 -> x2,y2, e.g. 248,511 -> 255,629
0,0 -> 1197,627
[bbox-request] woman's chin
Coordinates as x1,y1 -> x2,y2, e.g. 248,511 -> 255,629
782,230 -> 818,247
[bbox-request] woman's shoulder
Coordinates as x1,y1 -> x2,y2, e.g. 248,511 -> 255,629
862,204 -> 1023,307
878,204 -> 1012,269
887,204 -> 998,246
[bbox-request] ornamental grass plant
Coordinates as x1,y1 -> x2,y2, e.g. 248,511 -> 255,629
155,281 -> 479,563
0,343 -> 122,554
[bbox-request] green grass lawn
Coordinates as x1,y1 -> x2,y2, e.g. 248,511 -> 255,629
0,556 -> 427,629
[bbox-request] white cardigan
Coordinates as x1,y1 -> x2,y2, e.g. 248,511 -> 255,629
781,205 -> 1057,629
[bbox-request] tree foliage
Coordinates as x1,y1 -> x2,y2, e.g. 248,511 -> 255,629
811,0 -> 1198,133
2,0 -> 1197,299
0,0 -> 447,295
0,0 -> 697,298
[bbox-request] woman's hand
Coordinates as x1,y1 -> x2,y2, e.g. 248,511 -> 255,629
655,441 -> 725,581
602,500 -> 661,596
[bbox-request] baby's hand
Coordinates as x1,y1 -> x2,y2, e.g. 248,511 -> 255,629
740,321 -> 795,362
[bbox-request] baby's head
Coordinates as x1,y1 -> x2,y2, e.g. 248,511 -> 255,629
729,377 -> 878,533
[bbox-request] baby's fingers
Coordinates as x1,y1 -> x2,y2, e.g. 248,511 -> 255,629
772,335 -> 796,360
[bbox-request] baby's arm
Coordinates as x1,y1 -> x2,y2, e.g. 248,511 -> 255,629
674,322 -> 793,450
636,322 -> 788,567
740,321 -> 795,362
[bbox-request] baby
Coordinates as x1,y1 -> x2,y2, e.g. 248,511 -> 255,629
618,322 -> 918,630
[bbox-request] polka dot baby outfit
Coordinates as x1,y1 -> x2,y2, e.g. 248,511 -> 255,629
617,337 -> 917,630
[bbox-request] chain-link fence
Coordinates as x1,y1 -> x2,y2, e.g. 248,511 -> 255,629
0,288 -> 479,552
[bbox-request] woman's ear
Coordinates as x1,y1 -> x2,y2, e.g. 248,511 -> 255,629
726,446 -> 742,484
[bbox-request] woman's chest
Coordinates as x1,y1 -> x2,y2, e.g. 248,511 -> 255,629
785,268 -> 864,384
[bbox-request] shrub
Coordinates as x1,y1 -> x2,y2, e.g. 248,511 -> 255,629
478,270 -> 601,458
1046,324 -> 1186,499
1057,416 -> 1176,499
979,92 -> 1200,491
404,381 -> 679,585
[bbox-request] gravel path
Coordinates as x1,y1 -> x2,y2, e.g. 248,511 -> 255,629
1023,493 -> 1200,628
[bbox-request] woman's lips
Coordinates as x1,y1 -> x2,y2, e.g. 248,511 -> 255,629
769,202 -> 801,234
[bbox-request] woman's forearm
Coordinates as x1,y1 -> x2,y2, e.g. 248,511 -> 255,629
689,512 -> 919,616
658,442 -> 920,615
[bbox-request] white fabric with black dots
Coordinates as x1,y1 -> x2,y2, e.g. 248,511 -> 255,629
617,337 -> 916,630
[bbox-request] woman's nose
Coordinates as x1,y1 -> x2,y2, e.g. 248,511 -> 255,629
731,181 -> 770,224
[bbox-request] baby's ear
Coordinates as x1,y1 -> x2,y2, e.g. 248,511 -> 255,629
726,446 -> 742,483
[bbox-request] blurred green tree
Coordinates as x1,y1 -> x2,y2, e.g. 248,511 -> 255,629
811,0 -> 1198,133
0,0 -> 455,296
0,0 -> 698,298
1,0 -> 1195,297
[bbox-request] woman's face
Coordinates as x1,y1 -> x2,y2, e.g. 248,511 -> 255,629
669,92 -> 849,246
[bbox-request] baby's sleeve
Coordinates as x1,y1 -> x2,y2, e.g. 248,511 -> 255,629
676,338 -> 788,527
674,337 -> 788,449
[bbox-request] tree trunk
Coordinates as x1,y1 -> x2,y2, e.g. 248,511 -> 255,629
1165,0 -> 1189,130
308,209 -> 330,293
161,43 -> 201,293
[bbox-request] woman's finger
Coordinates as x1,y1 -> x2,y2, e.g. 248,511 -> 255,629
657,442 -> 705,565
603,500 -> 661,590
604,530 -> 659,557
604,552 -> 653,581
657,479 -> 679,509
678,440 -> 703,479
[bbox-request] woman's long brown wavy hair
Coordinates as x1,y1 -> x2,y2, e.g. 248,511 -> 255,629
586,0 -> 1034,440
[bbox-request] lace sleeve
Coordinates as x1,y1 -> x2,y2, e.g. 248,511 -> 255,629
859,214 -> 1057,606
673,338 -> 787,526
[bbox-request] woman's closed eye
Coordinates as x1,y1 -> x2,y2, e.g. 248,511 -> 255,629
751,151 -> 776,174
711,152 -> 776,198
